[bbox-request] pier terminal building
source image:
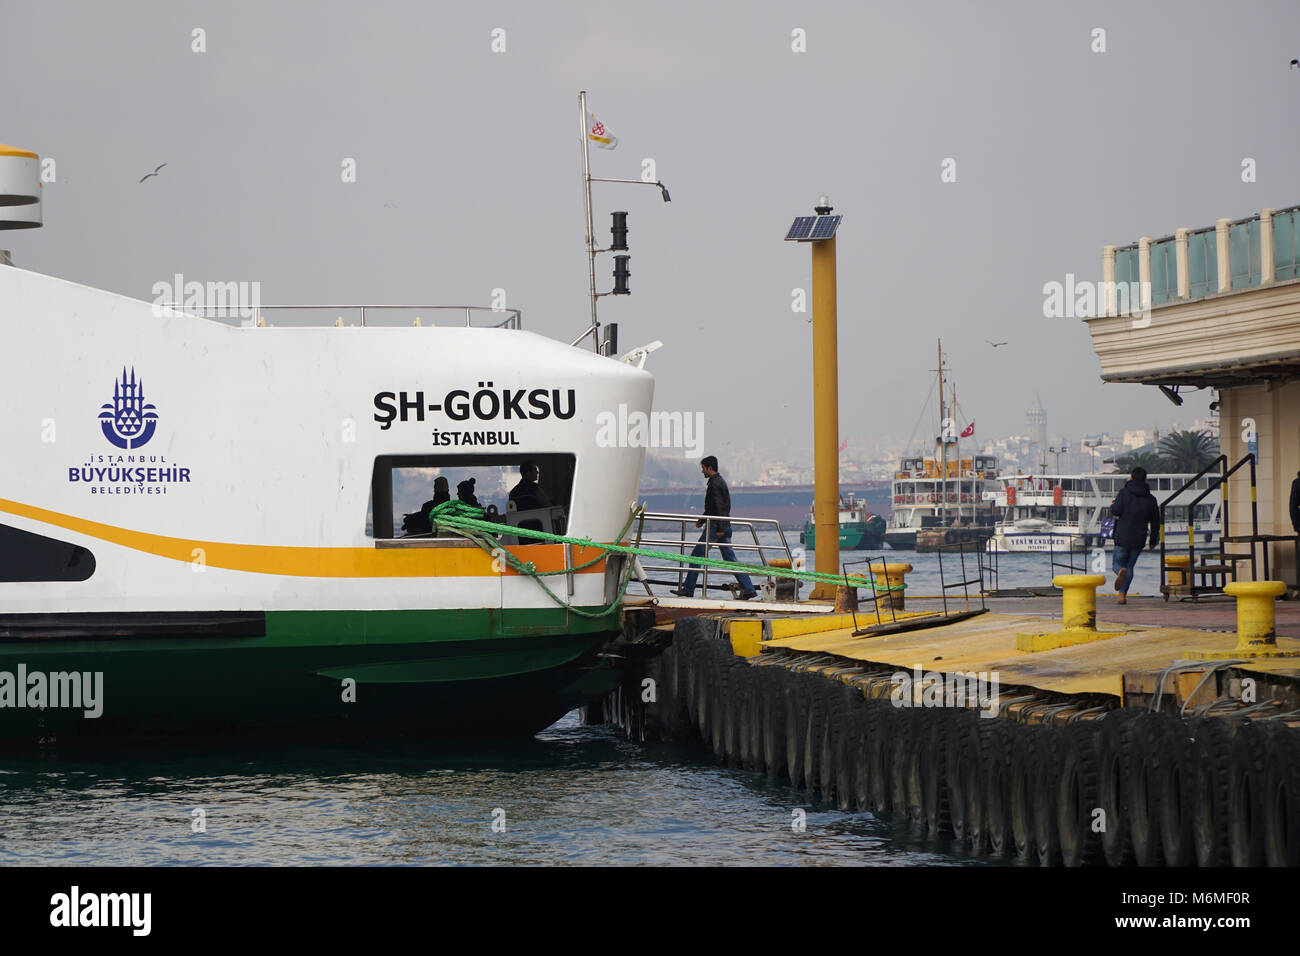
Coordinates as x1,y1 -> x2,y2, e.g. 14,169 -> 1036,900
1085,207 -> 1300,590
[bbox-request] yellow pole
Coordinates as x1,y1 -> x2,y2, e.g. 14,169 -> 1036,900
810,234 -> 839,599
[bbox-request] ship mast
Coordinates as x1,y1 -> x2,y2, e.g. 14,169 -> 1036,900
937,339 -> 946,527
953,380 -> 961,521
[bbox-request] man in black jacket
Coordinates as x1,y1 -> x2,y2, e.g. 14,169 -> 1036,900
509,461 -> 551,512
1110,466 -> 1162,604
671,456 -> 757,600
1290,469 -> 1300,535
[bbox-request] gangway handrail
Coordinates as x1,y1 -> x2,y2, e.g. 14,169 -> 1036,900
1046,532 -> 1093,579
843,556 -> 899,631
936,540 -> 986,614
980,538 -> 999,595
634,510 -> 794,599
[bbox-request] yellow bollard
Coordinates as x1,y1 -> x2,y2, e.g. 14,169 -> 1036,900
1055,574 -> 1106,631
768,557 -> 796,602
1225,581 -> 1287,651
1017,574 -> 1124,651
871,563 -> 912,611
1185,581 -> 1299,660
834,574 -> 870,612
1165,554 -> 1190,588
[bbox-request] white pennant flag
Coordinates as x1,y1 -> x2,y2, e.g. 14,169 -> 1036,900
586,109 -> 618,150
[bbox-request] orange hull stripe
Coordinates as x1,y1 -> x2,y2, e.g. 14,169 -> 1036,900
0,498 -> 609,578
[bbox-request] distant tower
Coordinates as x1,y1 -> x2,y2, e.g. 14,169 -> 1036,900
1026,396 -> 1047,457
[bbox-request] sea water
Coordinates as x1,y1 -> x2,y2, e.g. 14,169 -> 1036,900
0,715 -> 997,866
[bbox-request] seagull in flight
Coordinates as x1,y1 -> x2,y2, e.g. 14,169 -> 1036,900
986,339 -> 1008,348
138,163 -> 167,183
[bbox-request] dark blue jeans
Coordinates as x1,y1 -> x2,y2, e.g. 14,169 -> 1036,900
680,528 -> 755,597
1112,544 -> 1142,594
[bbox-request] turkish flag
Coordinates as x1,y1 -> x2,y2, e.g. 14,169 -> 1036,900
960,422 -> 975,438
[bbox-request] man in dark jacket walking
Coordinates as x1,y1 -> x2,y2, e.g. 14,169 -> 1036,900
671,456 -> 757,600
1110,466 -> 1162,604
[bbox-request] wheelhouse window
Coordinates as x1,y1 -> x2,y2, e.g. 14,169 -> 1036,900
0,523 -> 96,582
366,453 -> 576,541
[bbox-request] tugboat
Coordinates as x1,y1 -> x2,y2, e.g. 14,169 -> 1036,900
800,493 -> 886,550
0,142 -> 653,745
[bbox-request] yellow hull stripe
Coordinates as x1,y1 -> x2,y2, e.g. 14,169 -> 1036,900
0,498 -> 608,579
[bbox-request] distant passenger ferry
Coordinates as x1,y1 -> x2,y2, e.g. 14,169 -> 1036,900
884,453 -> 1002,550
983,473 -> 1222,553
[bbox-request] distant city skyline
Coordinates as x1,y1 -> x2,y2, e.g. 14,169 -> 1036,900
646,408 -> 1218,487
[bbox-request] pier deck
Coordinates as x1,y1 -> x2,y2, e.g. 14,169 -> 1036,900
758,606 -> 1300,698
634,593 -> 1300,699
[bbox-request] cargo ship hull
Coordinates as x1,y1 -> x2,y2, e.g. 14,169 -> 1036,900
800,524 -> 886,551
883,529 -> 917,550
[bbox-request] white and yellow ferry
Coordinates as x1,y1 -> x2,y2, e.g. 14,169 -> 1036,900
0,143 -> 653,744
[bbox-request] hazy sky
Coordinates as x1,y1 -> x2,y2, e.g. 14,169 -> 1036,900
7,0 -> 1298,459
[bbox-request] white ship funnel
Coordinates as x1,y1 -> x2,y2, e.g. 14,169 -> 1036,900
0,143 -> 42,229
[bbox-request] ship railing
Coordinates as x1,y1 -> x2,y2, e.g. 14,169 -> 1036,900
158,303 -> 523,330
632,511 -> 795,600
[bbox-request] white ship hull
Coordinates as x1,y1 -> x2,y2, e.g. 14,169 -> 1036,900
988,531 -> 1221,554
987,531 -> 1087,554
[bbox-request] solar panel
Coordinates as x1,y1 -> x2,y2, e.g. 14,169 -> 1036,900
784,216 -> 816,241
809,215 -> 842,240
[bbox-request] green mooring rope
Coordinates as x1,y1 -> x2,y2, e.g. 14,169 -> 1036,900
422,500 -> 902,618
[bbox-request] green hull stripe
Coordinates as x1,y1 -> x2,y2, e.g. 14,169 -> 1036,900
0,608 -> 624,739
265,606 -> 618,645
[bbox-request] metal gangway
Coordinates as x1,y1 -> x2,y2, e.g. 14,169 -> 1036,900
630,511 -> 799,604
